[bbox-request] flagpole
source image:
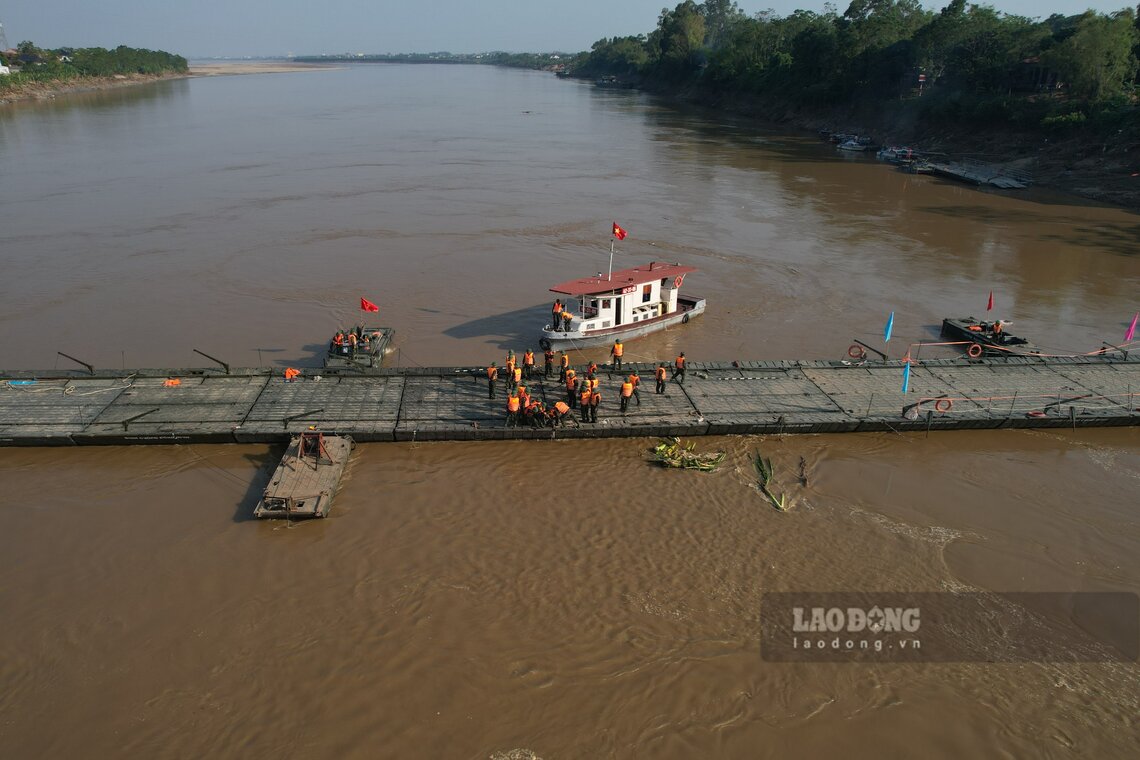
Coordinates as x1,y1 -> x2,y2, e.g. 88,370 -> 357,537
608,238 -> 614,281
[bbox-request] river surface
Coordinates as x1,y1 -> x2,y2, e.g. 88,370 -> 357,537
1,63 -> 1138,758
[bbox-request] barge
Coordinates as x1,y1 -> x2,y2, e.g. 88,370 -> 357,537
941,317 -> 1039,357
253,432 -> 354,519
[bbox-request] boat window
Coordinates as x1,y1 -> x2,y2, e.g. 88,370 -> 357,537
602,321 -> 611,328
642,284 -> 652,303
660,278 -> 668,287
602,299 -> 611,309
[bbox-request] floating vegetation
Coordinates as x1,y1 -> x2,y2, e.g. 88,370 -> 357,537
754,451 -> 789,511
651,437 -> 726,471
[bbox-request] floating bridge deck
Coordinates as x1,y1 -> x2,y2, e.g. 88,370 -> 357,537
1,355 -> 1137,446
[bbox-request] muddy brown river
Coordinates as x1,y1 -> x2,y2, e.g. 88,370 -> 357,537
1,64 -> 1138,758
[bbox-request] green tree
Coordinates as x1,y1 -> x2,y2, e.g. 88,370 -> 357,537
1044,10 -> 1138,100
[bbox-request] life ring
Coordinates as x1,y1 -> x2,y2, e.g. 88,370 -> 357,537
967,343 -> 983,358
682,313 -> 690,324
934,398 -> 953,412
674,276 -> 683,288
847,344 -> 866,359
539,337 -> 552,351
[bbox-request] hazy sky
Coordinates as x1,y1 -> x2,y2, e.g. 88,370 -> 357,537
2,0 -> 1132,58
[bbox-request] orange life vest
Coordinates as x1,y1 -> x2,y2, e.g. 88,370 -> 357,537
333,333 -> 344,345
553,302 -> 562,315
580,389 -> 592,405
560,355 -> 569,368
513,367 -> 522,383
487,366 -> 498,380
589,377 -> 599,391
554,401 -> 570,415
612,342 -> 623,357
544,350 -> 554,362
284,368 -> 300,380
523,351 -> 534,365
628,374 -> 639,387
675,355 -> 685,369
508,396 -> 520,412
589,391 -> 601,406
621,381 -> 633,398
656,367 -> 667,381
566,376 -> 577,392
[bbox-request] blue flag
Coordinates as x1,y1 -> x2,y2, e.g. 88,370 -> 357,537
901,362 -> 911,393
884,311 -> 895,343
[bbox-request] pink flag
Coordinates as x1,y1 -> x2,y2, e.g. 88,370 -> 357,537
986,290 -> 993,312
1126,311 -> 1138,343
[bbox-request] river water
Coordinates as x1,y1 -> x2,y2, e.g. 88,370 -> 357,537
1,64 -> 1138,758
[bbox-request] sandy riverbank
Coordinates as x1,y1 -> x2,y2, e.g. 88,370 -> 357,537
0,61 -> 337,105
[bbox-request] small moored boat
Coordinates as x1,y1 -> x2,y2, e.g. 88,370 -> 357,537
254,432 -> 354,519
540,261 -> 705,350
325,325 -> 395,369
941,317 -> 1039,357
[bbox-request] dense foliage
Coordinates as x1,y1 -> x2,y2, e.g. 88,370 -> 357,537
0,42 -> 188,92
571,1 -> 1139,133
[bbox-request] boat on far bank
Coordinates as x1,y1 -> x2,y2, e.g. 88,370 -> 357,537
540,262 -> 705,350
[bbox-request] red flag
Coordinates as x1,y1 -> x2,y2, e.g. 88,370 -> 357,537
612,222 -> 627,240
360,296 -> 379,313
986,290 -> 994,312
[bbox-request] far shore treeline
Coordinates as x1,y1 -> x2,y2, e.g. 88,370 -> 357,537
0,41 -> 188,92
306,1 -> 1139,141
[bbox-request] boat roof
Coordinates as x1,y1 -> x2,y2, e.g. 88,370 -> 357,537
550,262 -> 696,296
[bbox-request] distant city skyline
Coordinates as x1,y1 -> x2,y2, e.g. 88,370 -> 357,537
3,0 -> 1133,59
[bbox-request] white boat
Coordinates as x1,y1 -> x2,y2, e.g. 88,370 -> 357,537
539,261 -> 705,350
837,137 -> 876,152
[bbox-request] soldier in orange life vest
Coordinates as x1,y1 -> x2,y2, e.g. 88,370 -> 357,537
523,349 -> 535,379
559,352 -> 570,382
587,360 -> 598,377
551,400 -> 575,427
487,362 -> 498,399
552,300 -> 563,331
580,385 -> 593,422
620,377 -> 634,413
513,365 -> 523,387
655,363 -> 667,394
346,331 -> 358,356
672,352 -> 686,384
628,370 -> 641,406
589,387 -> 601,423
565,368 -> 578,408
610,340 -> 624,370
517,384 -> 530,410
525,399 -> 544,429
544,348 -> 555,378
561,310 -> 573,332
506,393 -> 520,427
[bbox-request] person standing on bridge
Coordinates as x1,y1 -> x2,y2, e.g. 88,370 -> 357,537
523,349 -> 535,380
610,340 -> 624,371
487,362 -> 498,399
565,367 -> 578,408
589,386 -> 601,423
620,377 -> 634,414
655,363 -> 667,394
559,352 -> 570,383
506,392 -> 520,427
672,352 -> 686,384
544,347 -> 554,378
628,370 -> 641,406
580,384 -> 593,423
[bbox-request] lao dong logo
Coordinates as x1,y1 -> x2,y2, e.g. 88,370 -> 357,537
792,606 -> 921,634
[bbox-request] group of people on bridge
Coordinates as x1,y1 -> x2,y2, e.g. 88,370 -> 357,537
485,342 -> 689,428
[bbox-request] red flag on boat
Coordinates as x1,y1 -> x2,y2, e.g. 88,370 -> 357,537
612,222 -> 628,240
1126,311 -> 1139,343
360,296 -> 379,313
986,290 -> 994,312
